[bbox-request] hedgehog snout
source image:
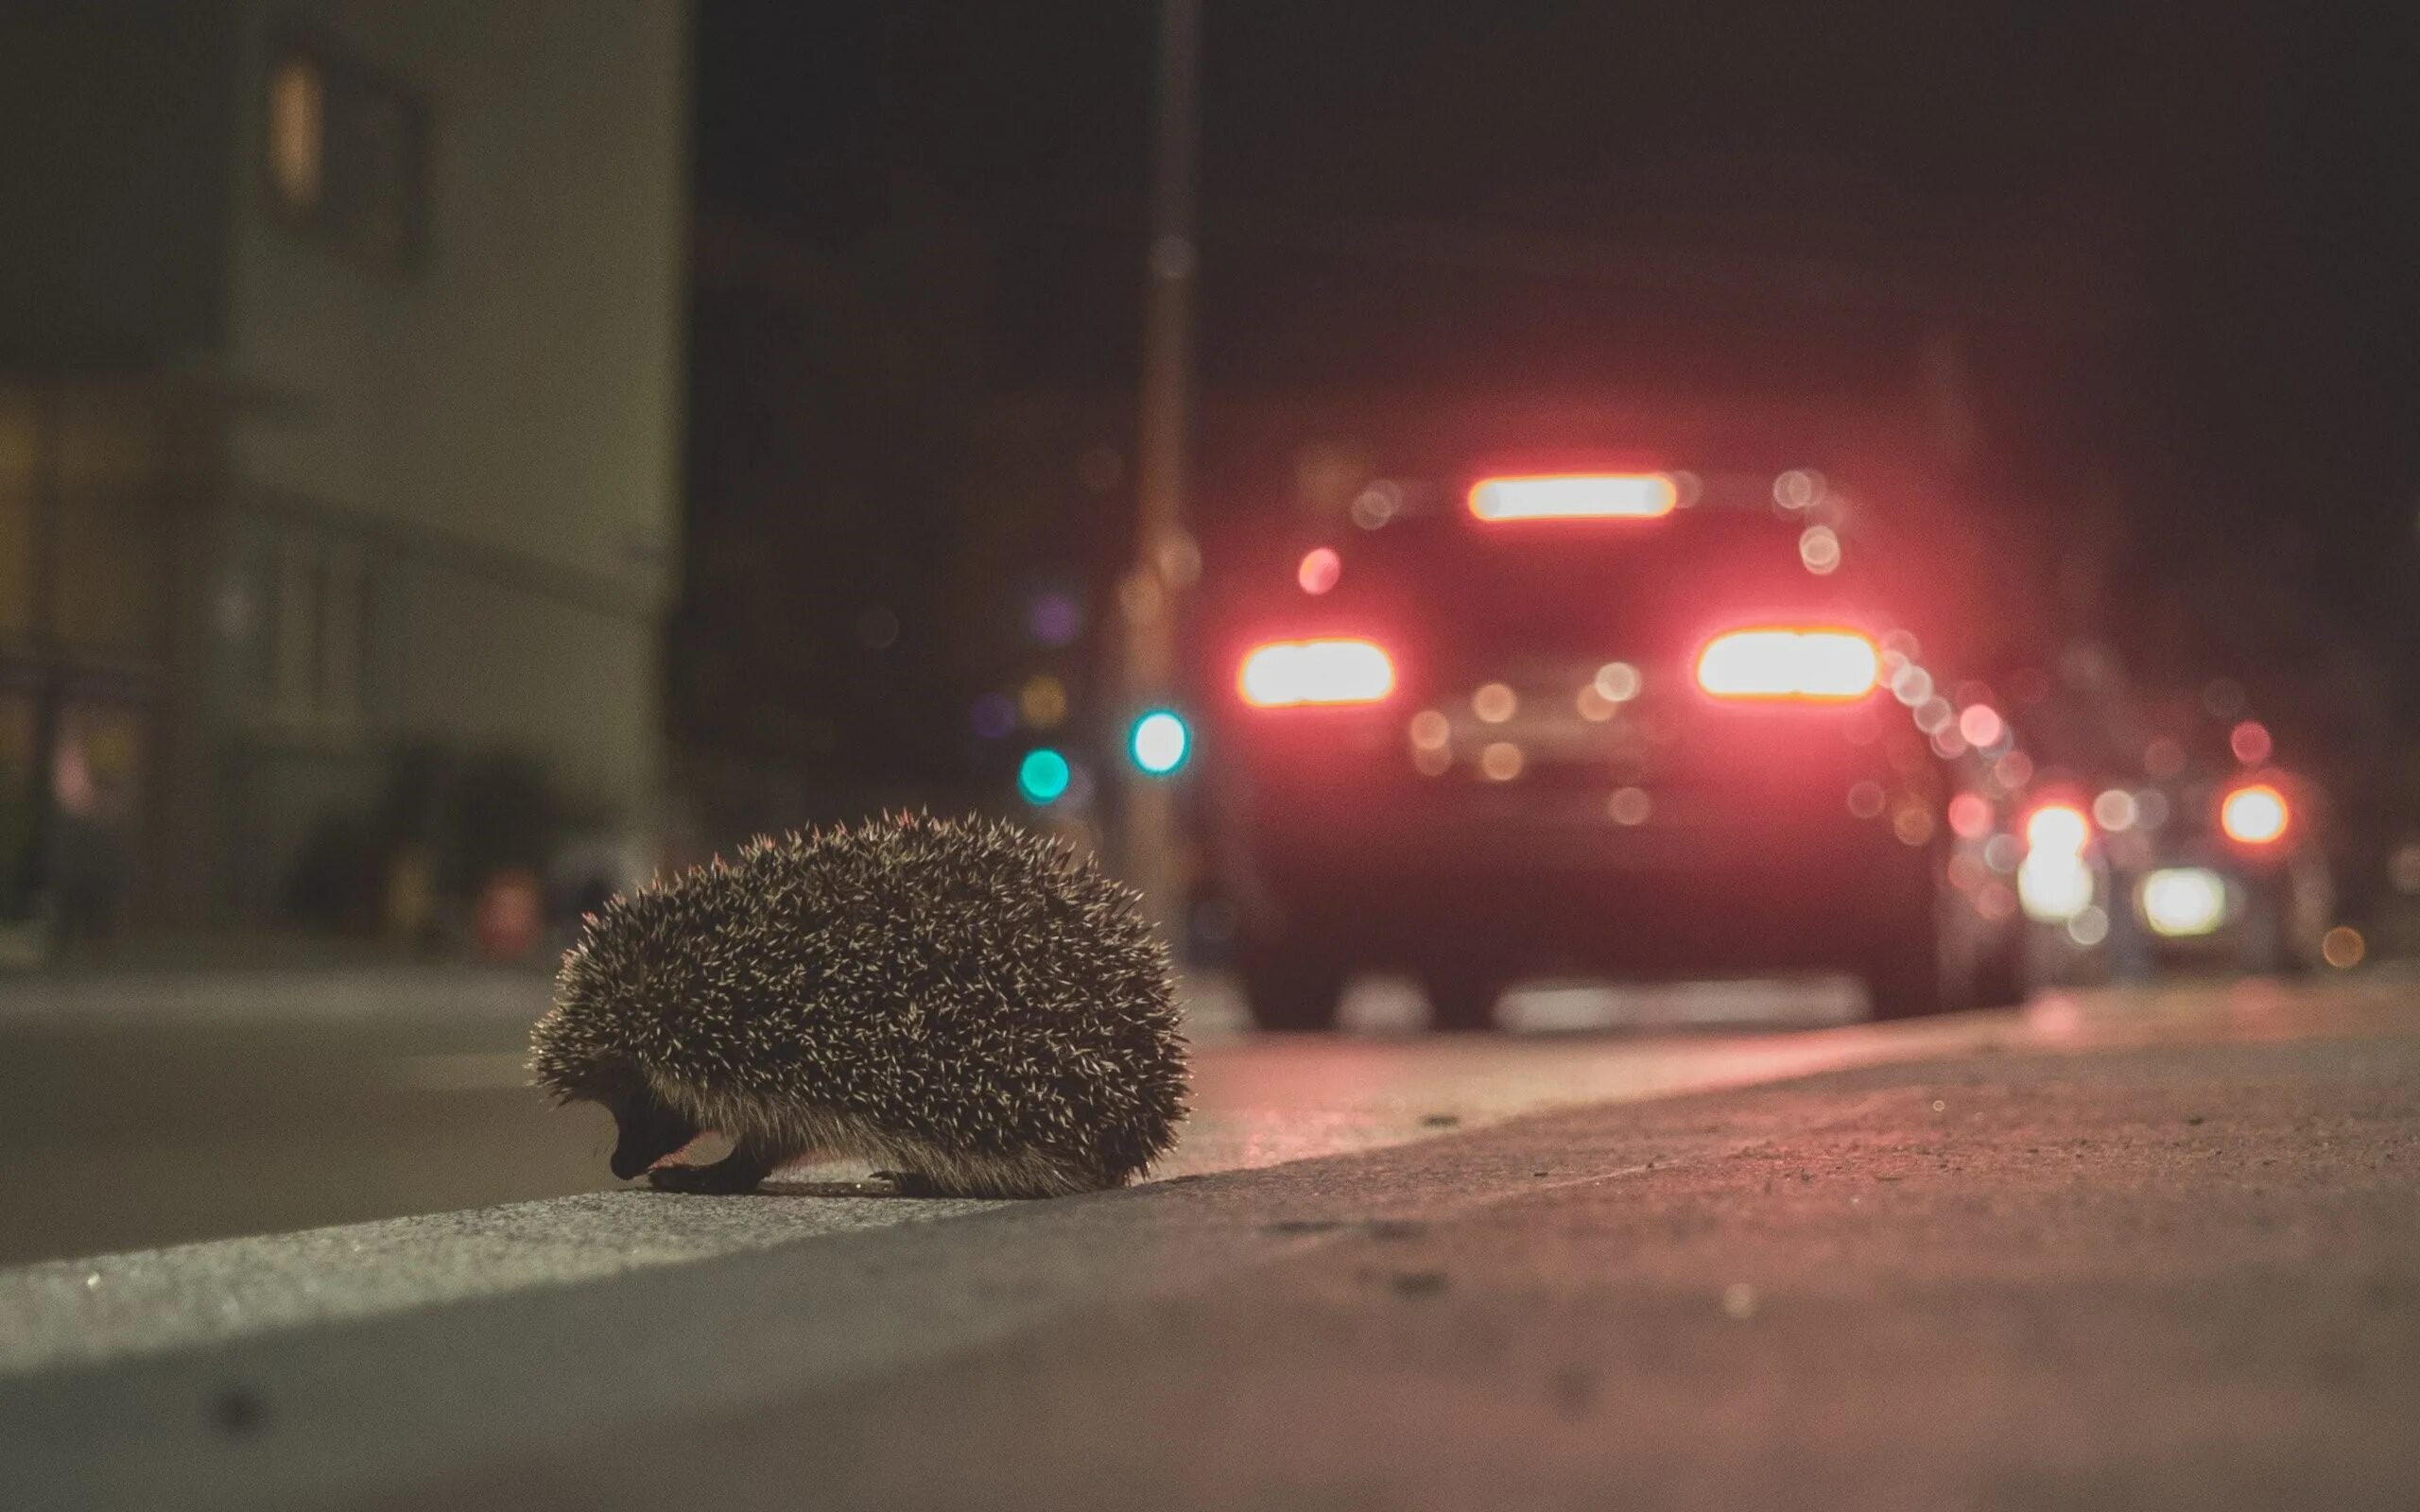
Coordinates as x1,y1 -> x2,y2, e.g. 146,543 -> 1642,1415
606,1080 -> 702,1180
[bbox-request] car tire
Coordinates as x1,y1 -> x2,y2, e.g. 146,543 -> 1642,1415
1864,857 -> 1954,1020
1423,968 -> 1504,1033
1863,948 -> 1947,1021
1238,943 -> 1347,1033
2236,887 -> 2308,978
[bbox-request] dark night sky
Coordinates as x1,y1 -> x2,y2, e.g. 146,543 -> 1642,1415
691,3 -> 2419,724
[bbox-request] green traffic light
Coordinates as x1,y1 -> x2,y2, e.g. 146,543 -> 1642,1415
1017,747 -> 1072,804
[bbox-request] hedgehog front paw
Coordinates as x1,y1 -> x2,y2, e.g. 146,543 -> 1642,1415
646,1147 -> 774,1194
870,1169 -> 943,1197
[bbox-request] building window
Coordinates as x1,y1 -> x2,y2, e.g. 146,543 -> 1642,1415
263,26 -> 429,271
263,534 -> 371,738
267,53 -> 324,212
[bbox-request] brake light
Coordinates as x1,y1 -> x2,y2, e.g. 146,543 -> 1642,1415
1237,639 -> 1395,708
1468,473 -> 1677,523
1693,628 -> 1879,701
2221,782 -> 2290,845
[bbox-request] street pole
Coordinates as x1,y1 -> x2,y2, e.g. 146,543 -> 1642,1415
16,376 -> 62,922
1119,0 -> 1200,935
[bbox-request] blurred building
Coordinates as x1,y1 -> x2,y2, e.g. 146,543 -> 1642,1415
0,2 -> 689,933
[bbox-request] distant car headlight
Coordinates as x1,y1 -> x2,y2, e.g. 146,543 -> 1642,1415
2138,868 -> 2230,937
2017,851 -> 2095,923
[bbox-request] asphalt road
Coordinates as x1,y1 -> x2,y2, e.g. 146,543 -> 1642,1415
0,964 -> 1877,1267
1,966 -> 2414,1510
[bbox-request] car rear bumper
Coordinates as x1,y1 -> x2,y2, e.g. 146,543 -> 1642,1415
1217,778 -> 1936,972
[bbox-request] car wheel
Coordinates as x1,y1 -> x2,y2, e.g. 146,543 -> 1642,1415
1422,968 -> 1504,1032
2236,887 -> 2308,978
1864,858 -> 1954,1020
1863,948 -> 1947,1021
1238,943 -> 1347,1032
1864,887 -> 1957,1021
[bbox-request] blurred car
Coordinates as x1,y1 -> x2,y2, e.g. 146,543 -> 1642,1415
2099,767 -> 2334,977
1200,464 -> 2026,1030
1998,668 -> 2337,981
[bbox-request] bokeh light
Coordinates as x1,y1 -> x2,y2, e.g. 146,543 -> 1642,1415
2092,789 -> 2138,832
2139,868 -> 2227,937
2221,783 -> 2289,845
1594,662 -> 1642,702
1772,469 -> 1824,510
2322,926 -> 2366,969
2229,719 -> 2273,765
1948,792 -> 1993,839
1016,747 -> 1072,805
2018,850 -> 2094,921
1957,704 -> 2004,749
969,694 -> 1017,740
1129,710 -> 1190,776
2025,803 -> 2091,857
1019,674 -> 1069,729
2132,788 -> 2171,831
1027,592 -> 1083,646
1296,546 -> 1341,594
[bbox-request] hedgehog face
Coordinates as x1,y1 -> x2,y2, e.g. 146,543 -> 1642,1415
591,1065 -> 702,1180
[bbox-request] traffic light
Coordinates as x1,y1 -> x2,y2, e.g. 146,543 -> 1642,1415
1017,747 -> 1073,804
1128,710 -> 1190,777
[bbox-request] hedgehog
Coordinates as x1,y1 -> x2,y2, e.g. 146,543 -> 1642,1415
529,812 -> 1187,1198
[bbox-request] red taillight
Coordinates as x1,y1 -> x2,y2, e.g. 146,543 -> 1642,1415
2221,782 -> 2290,845
1237,639 -> 1395,708
1468,473 -> 1677,523
1693,627 -> 1879,701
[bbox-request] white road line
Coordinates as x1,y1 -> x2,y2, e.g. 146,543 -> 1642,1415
0,1005 -> 2027,1378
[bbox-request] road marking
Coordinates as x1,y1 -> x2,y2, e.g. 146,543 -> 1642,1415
0,1006 -> 2021,1378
